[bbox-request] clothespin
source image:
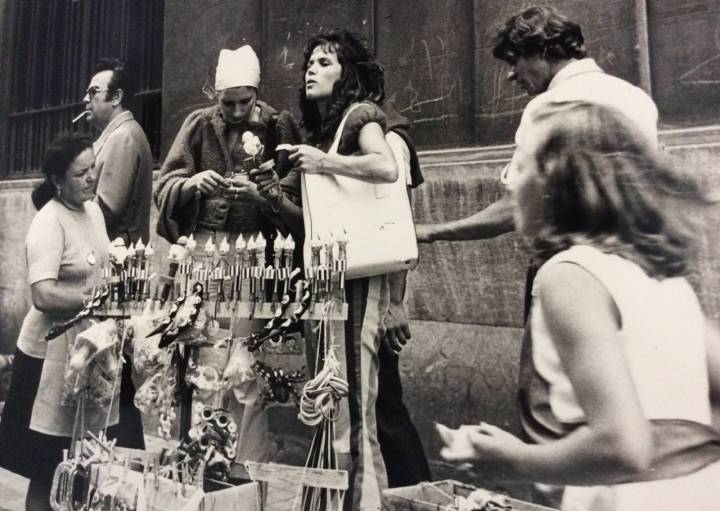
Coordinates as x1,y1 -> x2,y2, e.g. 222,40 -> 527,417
284,234 -> 296,295
247,234 -> 259,319
310,235 -> 323,310
145,243 -> 155,301
336,229 -> 349,301
272,232 -> 284,307
203,236 -> 215,301
324,232 -> 335,296
183,234 -> 197,295
257,233 -> 267,301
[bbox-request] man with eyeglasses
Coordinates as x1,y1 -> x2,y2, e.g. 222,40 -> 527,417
82,57 -> 153,452
83,57 -> 153,246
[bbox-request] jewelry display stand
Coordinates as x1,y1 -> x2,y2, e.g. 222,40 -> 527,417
47,233 -> 352,510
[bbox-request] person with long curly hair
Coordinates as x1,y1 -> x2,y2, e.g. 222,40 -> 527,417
439,101 -> 720,511
286,28 -> 417,509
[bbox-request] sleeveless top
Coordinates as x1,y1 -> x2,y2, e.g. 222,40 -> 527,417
529,245 -> 720,510
531,245 -> 710,426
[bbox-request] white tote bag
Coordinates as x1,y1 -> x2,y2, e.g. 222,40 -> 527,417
301,103 -> 419,280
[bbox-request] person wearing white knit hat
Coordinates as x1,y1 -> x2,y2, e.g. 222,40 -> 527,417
154,45 -> 302,464
215,45 -> 261,90
213,45 -> 262,127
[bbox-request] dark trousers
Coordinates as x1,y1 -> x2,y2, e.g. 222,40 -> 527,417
375,340 -> 431,487
115,352 -> 145,449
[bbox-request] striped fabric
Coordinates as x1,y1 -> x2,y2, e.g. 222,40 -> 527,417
328,276 -> 389,510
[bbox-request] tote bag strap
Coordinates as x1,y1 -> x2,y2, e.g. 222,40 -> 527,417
328,103 -> 363,154
302,103 -> 362,267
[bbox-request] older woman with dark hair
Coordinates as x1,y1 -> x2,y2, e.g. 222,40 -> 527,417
0,132 -> 125,510
283,28 -> 404,510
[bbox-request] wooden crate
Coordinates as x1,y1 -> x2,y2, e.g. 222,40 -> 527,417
382,480 -> 557,511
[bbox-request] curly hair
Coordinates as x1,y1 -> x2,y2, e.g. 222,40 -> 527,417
93,57 -> 135,105
299,29 -> 385,143
32,132 -> 94,210
527,101 -> 705,279
492,6 -> 587,64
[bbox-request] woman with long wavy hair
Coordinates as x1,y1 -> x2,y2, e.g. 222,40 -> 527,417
286,29 -> 400,510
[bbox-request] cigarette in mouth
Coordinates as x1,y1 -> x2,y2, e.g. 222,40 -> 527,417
72,111 -> 87,124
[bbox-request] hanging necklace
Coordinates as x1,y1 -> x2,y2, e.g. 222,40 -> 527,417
56,193 -> 85,213
55,194 -> 99,267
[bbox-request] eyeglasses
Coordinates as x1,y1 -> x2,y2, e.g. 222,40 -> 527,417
84,86 -> 110,99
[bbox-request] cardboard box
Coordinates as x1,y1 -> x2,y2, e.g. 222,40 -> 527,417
382,480 -> 557,511
197,481 -> 261,511
84,462 -> 261,511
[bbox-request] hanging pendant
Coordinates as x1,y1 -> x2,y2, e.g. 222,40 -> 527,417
87,250 -> 96,265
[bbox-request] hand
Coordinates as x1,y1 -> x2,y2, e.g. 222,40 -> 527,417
249,166 -> 280,200
287,144 -> 331,175
438,422 -> 524,479
80,286 -> 98,308
225,177 -> 263,205
415,224 -> 436,243
185,170 -> 228,196
381,301 -> 411,353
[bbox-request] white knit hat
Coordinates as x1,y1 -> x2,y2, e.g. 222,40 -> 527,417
215,45 -> 261,91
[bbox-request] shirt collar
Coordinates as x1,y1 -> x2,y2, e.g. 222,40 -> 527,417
547,58 -> 603,90
94,110 -> 134,154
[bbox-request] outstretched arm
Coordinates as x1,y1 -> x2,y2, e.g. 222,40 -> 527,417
415,193 -> 515,243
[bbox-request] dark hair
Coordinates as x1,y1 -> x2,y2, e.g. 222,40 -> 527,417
299,29 -> 385,143
32,132 -> 93,210
93,57 -> 135,104
492,6 -> 587,64
528,101 -> 706,279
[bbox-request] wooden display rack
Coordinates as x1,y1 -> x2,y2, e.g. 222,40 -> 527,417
95,300 -> 348,321
92,295 -> 347,442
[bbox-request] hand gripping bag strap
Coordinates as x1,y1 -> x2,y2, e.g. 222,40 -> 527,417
301,103 -> 418,279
